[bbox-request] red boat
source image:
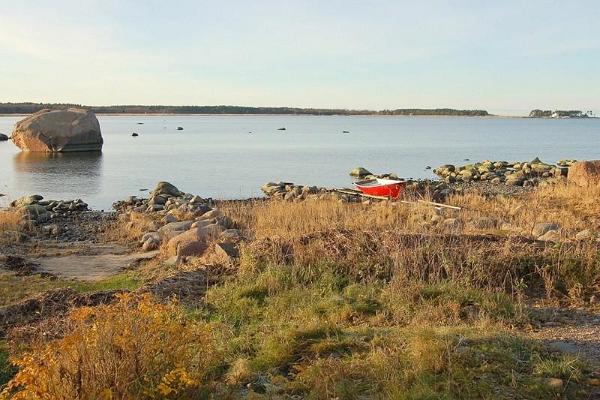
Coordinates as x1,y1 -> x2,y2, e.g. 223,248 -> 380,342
354,178 -> 406,199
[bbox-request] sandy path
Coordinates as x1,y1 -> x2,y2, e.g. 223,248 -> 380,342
33,246 -> 159,281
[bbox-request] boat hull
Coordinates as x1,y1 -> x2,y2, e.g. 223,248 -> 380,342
354,179 -> 406,199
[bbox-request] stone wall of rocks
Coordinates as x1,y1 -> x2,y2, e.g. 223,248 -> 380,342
260,182 -> 330,201
9,195 -> 89,225
113,181 -> 213,215
433,158 -> 570,187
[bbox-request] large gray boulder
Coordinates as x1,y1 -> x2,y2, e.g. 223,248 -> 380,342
12,108 -> 103,152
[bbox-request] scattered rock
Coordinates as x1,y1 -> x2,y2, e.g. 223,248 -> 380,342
434,158 -> 567,188
142,238 -> 160,251
165,228 -> 210,258
469,217 -> 496,230
11,108 -> 103,152
214,242 -> 240,263
443,218 -> 463,230
532,223 -> 560,237
537,230 -> 561,242
575,229 -> 593,241
157,221 -> 194,240
164,214 -> 178,224
10,195 -> 44,208
220,229 -> 242,243
198,209 -> 223,221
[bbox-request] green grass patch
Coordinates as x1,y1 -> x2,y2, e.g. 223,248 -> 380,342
0,341 -> 16,388
199,264 -> 593,398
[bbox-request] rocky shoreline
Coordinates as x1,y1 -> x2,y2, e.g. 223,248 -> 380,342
3,158 -> 600,257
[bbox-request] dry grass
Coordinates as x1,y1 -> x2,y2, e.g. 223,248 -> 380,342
223,183 -> 600,240
451,184 -> 600,234
100,212 -> 159,245
2,184 -> 598,399
218,183 -> 600,306
0,210 -> 22,238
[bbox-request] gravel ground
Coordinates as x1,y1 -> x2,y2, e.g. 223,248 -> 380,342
529,305 -> 600,365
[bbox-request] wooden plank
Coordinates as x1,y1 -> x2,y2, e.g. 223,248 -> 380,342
417,199 -> 462,210
333,188 -> 391,201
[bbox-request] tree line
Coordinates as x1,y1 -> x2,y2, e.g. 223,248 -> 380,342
0,102 -> 489,116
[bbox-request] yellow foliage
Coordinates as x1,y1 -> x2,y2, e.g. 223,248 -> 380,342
1,294 -> 218,400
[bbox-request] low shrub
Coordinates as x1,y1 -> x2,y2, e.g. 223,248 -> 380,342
2,294 -> 219,400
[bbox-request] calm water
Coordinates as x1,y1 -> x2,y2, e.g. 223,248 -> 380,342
0,115 -> 599,209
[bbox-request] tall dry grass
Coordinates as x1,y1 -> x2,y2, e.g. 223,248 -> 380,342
451,183 -> 600,233
219,184 -> 600,304
223,183 -> 600,239
0,210 -> 21,233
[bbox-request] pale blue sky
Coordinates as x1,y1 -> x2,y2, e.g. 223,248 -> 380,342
0,0 -> 598,115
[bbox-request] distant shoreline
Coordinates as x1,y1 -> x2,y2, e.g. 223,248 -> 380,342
0,103 -> 491,117
0,113 -> 507,118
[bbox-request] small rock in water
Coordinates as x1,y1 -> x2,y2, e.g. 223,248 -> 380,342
131,132 -> 139,137
152,181 -> 182,198
425,166 -> 432,170
350,167 -> 372,178
177,127 -> 184,131
0,133 -> 9,141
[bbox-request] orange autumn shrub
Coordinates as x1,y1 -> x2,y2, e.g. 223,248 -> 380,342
2,294 -> 219,400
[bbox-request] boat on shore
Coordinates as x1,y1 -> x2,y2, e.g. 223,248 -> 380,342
354,178 -> 406,199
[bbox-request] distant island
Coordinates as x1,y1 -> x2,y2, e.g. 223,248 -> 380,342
528,109 -> 593,118
0,102 -> 489,116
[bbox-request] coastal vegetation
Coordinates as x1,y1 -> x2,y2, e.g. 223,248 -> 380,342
528,109 -> 592,118
0,103 -> 489,117
1,179 -> 600,398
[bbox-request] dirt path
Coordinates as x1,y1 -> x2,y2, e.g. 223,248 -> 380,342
33,249 -> 159,281
529,306 -> 600,365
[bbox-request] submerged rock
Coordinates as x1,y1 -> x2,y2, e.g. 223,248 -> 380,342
12,108 -> 103,152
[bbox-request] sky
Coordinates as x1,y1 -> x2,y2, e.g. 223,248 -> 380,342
0,0 -> 598,115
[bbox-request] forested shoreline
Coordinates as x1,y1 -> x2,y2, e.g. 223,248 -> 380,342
0,103 -> 489,116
